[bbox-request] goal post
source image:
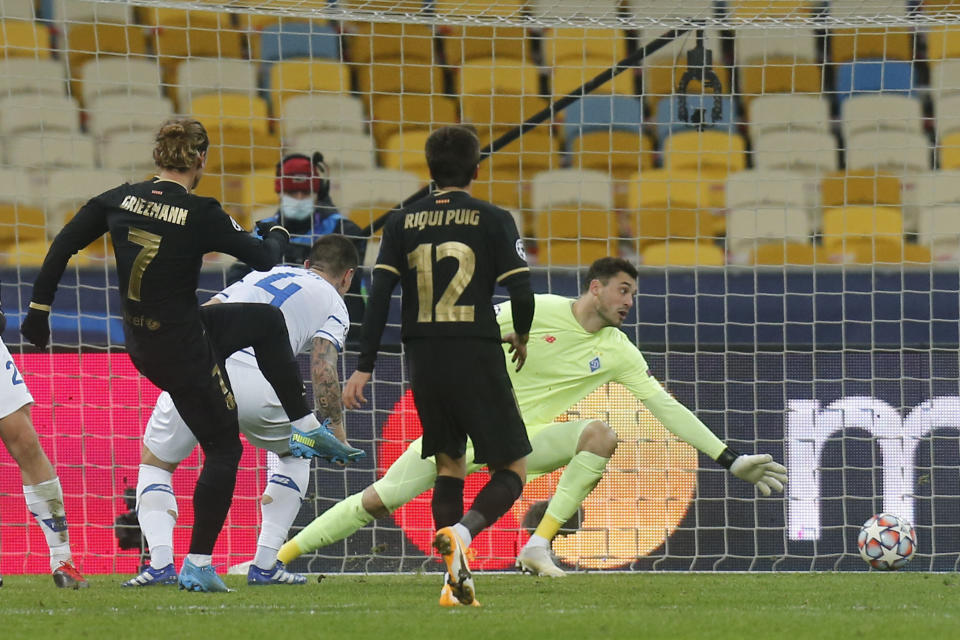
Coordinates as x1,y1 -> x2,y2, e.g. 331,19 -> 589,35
3,0 -> 960,575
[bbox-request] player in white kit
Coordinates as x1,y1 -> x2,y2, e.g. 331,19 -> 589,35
123,235 -> 364,587
0,307 -> 88,588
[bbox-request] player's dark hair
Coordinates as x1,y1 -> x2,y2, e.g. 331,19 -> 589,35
309,234 -> 359,277
425,125 -> 481,188
585,257 -> 638,286
153,118 -> 209,171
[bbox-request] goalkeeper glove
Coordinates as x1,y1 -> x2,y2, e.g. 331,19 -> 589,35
718,447 -> 787,497
256,220 -> 290,241
20,302 -> 51,349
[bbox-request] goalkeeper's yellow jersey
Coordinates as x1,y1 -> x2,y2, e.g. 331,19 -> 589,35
496,293 -> 727,460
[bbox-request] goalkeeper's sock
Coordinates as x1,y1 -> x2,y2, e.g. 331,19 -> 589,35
136,464 -> 177,569
461,469 -> 523,539
533,451 -> 609,543
281,492 -> 374,563
254,454 -> 309,569
23,478 -> 71,570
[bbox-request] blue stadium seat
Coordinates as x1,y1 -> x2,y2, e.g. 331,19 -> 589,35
833,61 -> 914,105
259,21 -> 339,62
654,94 -> 737,143
563,95 -> 644,150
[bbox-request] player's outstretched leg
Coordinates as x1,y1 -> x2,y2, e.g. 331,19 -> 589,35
289,419 -> 365,464
178,558 -> 231,593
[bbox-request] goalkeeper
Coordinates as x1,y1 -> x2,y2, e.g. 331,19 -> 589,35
278,257 -> 787,585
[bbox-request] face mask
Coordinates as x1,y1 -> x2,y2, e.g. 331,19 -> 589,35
280,194 -> 314,221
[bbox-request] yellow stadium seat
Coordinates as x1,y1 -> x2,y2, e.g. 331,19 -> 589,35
5,237 -> 49,266
928,25 -> 960,60
738,61 -> 823,104
190,94 -> 271,135
537,208 -> 616,241
940,131 -> 960,168
664,131 -> 747,175
150,9 -> 245,67
728,0 -> 816,18
752,242 -> 818,266
821,206 -> 904,250
382,130 -> 432,181
473,167 -> 526,210
239,168 -> 279,216
642,58 -> 731,111
203,127 -> 280,174
369,93 -> 458,148
570,131 -> 654,179
641,241 -> 725,266
440,25 -> 528,65
482,128 -> 559,176
821,171 -> 901,208
355,61 -> 444,97
830,28 -> 913,63
0,20 -> 51,58
629,168 -> 714,248
540,239 -> 616,266
551,59 -> 635,98
270,60 -> 351,111
347,22 -> 434,64
542,27 -> 627,66
461,94 -> 548,136
65,24 -> 148,75
0,203 -> 46,245
434,0 -> 524,18
460,57 -> 540,96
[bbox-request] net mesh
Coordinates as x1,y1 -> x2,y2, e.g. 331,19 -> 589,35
2,0 -> 960,575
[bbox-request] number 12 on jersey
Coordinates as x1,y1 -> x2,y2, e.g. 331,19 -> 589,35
407,241 -> 476,323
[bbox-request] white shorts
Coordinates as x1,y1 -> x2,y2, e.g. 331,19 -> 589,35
0,339 -> 33,419
143,357 -> 293,464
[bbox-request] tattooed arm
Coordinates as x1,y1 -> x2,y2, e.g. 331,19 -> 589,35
311,335 -> 349,444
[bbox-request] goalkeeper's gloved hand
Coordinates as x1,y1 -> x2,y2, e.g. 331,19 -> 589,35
256,220 -> 290,241
20,302 -> 51,349
718,448 -> 787,496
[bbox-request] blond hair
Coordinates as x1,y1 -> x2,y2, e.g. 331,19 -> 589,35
152,119 -> 209,171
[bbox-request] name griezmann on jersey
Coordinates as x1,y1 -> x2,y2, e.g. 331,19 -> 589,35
119,195 -> 189,226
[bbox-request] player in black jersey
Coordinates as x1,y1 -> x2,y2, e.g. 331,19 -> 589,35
19,119 -> 353,592
342,125 -> 535,606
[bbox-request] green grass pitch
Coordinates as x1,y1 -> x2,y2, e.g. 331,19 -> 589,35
1,573 -> 957,639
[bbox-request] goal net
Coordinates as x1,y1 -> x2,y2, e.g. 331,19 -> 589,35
2,0 -> 960,575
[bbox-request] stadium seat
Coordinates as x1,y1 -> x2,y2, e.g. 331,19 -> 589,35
830,1 -> 912,63
551,59 -> 635,99
0,202 -> 47,248
543,27 -> 626,66
368,94 -> 457,148
726,169 -> 810,210
440,25 -> 528,66
176,58 -> 258,109
346,21 -> 434,64
938,131 -> 960,169
53,0 -> 132,25
725,0 -> 817,18
935,94 -> 960,141
203,127 -> 280,174
654,94 -> 737,143
257,20 -> 339,62
531,169 -> 612,211
473,167 -> 527,210
0,0 -> 37,20
0,94 -> 79,136
382,130 -> 432,180
335,167 -> 422,229
726,206 -> 814,265
482,128 -> 560,177
281,94 -> 367,140
237,167 -> 277,222
0,58 -> 63,96
540,238 -> 616,266
460,56 -> 541,97
99,131 -> 156,179
462,94 -> 549,139
821,204 -> 903,248
629,168 -> 713,247
930,58 -> 960,102
904,170 -> 960,231
41,167 -> 126,228
663,131 -> 746,178
752,131 -> 839,173
5,131 -> 96,168
918,202 -> 960,261
563,95 -> 644,142
0,20 -> 51,58
569,130 -> 654,181
821,171 -> 901,208
641,241 -> 725,267
734,26 -> 822,106
434,0 -> 524,19
189,94 -> 270,135
747,94 -> 830,139
292,131 -> 376,174
355,62 -> 444,97
0,167 -> 43,207
928,25 -> 960,61
845,131 -> 931,173
537,208 -> 617,247
833,61 -> 915,105
841,95 -> 923,140
639,28 -> 728,110
528,0 -> 619,21
268,60 -> 351,111
79,58 -> 162,105
147,8 -> 245,62
86,94 -> 175,138
63,24 -> 148,77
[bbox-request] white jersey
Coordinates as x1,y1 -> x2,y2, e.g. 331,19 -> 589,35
213,265 -> 350,363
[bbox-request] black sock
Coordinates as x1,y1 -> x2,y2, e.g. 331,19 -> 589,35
189,439 -> 243,554
432,475 -> 465,529
461,469 -> 523,539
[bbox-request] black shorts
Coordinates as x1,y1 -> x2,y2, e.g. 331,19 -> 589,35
405,336 -> 531,467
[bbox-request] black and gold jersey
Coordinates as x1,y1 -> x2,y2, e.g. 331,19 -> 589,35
373,189 -> 529,340
30,177 -> 287,325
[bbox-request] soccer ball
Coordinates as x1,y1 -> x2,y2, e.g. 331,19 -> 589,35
857,513 -> 917,570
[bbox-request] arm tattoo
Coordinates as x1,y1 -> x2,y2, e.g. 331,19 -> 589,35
311,337 -> 345,439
